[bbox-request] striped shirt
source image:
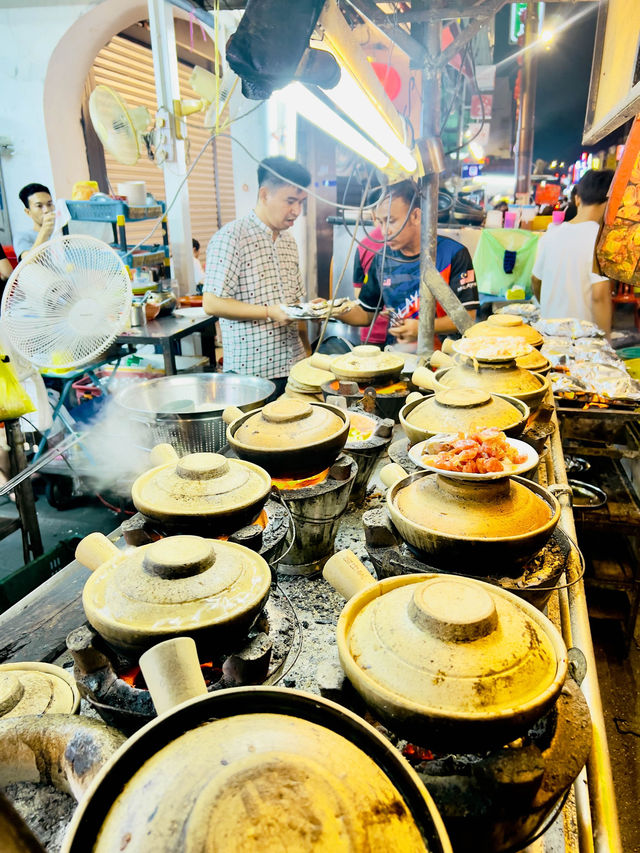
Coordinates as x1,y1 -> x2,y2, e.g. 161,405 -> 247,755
204,210 -> 305,378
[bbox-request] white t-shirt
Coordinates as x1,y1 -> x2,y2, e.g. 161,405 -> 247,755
532,221 -> 608,322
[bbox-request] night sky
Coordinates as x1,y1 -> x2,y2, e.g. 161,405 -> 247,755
493,1 -> 626,165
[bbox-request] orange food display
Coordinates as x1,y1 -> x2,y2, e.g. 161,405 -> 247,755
597,115 -> 640,284
424,428 -> 527,474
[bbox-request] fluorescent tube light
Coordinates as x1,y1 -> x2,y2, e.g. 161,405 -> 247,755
280,83 -> 389,170
323,69 -> 417,173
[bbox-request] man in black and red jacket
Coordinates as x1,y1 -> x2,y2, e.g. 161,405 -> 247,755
342,180 -> 478,351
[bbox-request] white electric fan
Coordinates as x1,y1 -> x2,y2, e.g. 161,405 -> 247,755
1,235 -> 132,373
88,68 -> 237,166
89,85 -> 154,166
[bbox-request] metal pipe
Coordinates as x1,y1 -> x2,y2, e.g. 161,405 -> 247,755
514,1 -> 539,197
416,10 -> 440,358
549,414 -> 623,853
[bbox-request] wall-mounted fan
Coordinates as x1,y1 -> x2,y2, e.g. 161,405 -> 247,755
89,66 -> 237,166
89,85 -> 154,166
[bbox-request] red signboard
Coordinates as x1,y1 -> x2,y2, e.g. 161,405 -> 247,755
470,94 -> 493,120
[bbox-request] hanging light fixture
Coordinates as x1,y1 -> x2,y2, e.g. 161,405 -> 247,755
321,67 -> 417,173
280,82 -> 390,170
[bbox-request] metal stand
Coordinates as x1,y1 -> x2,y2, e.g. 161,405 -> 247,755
2,419 -> 43,563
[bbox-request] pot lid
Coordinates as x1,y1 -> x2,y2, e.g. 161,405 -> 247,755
464,315 -> 543,347
331,345 -> 405,379
131,450 -> 271,519
438,361 -> 543,396
406,389 -> 524,434
93,712 -> 429,852
234,399 -> 345,449
289,357 -> 335,391
516,350 -> 550,372
83,535 -> 271,638
0,662 -> 80,717
345,575 -> 560,718
393,474 -> 553,539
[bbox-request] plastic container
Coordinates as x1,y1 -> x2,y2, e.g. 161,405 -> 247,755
552,210 -> 565,225
0,539 -> 79,613
504,211 -> 518,228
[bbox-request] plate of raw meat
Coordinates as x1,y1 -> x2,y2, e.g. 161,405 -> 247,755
408,428 -> 539,480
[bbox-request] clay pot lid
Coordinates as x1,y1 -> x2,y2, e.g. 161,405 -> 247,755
434,388 -> 492,407
131,447 -> 271,519
345,575 -> 561,717
331,345 -> 405,377
393,474 -> 554,540
488,314 -> 524,328
465,315 -> 543,347
0,662 -> 80,717
234,399 -> 345,449
406,390 -> 524,435
438,361 -> 544,395
83,535 -> 271,637
516,350 -> 550,371
289,357 -> 335,390
93,712 -> 429,852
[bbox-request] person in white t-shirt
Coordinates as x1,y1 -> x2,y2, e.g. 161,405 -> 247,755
531,169 -> 615,336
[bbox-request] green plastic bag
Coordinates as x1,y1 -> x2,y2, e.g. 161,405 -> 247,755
472,228 -> 541,297
0,354 -> 35,420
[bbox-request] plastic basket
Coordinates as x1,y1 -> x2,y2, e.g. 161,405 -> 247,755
67,199 -> 166,223
66,198 -> 126,221
0,538 -> 79,613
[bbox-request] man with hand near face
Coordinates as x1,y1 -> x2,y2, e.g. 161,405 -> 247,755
341,180 -> 478,351
14,183 -> 57,261
203,156 -> 310,398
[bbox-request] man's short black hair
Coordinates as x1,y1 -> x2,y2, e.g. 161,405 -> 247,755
257,156 -> 311,190
19,183 -> 51,208
575,169 -> 615,206
380,180 -> 420,213
192,238 -> 200,252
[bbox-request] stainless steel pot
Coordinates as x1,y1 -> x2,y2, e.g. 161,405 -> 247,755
114,374 -> 275,454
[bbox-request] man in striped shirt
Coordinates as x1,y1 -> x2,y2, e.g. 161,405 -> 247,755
203,156 -> 311,397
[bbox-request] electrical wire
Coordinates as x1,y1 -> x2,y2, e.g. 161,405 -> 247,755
444,41 -> 486,157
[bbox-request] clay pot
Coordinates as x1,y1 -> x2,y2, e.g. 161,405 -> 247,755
131,444 -> 271,533
62,638 -> 452,853
311,345 -> 405,384
76,533 -> 272,657
379,464 -> 562,568
224,399 -> 349,478
399,388 -> 529,445
413,358 -> 549,412
463,314 -> 543,348
323,550 -> 568,751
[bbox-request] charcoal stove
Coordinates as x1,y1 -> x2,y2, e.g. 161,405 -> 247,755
321,378 -> 411,422
120,495 -> 290,564
272,454 -> 357,576
362,507 -> 577,611
342,409 -> 393,505
67,584 -> 301,734
316,658 -> 591,853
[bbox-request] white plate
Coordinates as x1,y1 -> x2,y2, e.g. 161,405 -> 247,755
408,435 -> 539,480
174,307 -> 207,318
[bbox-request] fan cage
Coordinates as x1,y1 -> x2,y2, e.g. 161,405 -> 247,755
1,235 -> 132,370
